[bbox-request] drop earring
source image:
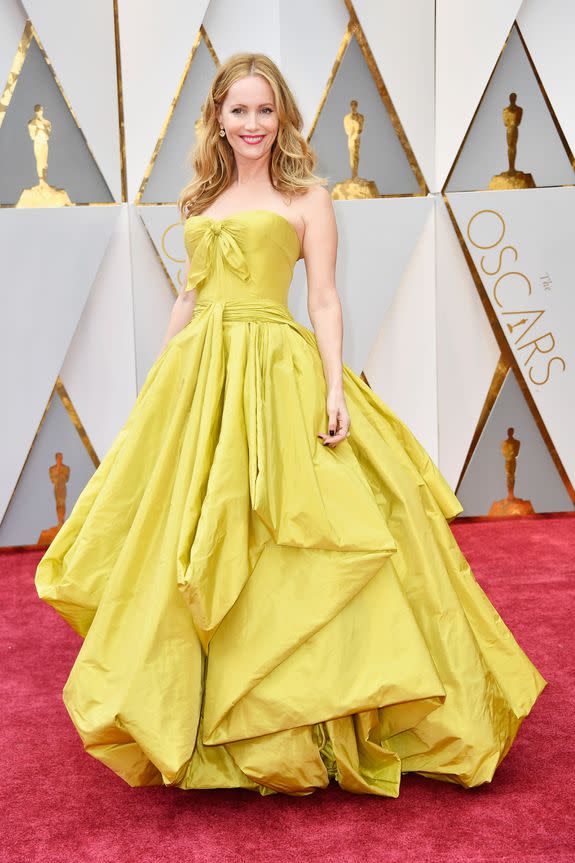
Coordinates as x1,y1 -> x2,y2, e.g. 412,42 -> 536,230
219,126 -> 226,137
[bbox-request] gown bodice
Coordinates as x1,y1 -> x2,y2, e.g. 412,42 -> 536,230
183,209 -> 301,306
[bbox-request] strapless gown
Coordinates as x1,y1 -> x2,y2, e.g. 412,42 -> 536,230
34,209 -> 547,797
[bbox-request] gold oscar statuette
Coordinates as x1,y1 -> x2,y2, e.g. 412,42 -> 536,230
488,427 -> 535,516
37,451 -> 71,545
332,99 -> 380,199
16,104 -> 72,207
489,93 -> 535,190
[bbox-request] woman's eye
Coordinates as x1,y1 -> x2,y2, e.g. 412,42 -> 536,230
231,107 -> 273,114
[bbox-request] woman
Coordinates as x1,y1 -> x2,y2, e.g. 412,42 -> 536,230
35,52 -> 547,798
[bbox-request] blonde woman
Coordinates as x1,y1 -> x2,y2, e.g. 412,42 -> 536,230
35,53 -> 547,798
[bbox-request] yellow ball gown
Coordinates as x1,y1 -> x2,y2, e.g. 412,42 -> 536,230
35,209 -> 547,797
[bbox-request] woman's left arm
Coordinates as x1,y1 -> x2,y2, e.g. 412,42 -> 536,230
302,185 -> 351,448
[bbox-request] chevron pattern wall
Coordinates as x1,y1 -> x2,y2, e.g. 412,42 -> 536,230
0,0 -> 573,548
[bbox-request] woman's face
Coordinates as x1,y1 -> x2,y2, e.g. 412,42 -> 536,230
217,74 -> 279,162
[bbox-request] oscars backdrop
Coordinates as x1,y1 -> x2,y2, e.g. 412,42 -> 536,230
0,0 -> 573,549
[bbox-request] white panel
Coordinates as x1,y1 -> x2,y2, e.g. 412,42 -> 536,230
118,0 -> 210,201
206,0 -> 280,71
436,0 -> 523,190
21,0 -> 121,201
0,0 -> 27,96
279,0 -> 349,136
364,203 -> 438,459
289,197 -> 432,376
448,186 -> 575,486
0,207 -> 117,520
60,206 -> 137,459
353,0 -> 435,191
436,196 -> 500,487
517,0 -> 575,159
131,206 -> 175,389
139,204 -> 188,294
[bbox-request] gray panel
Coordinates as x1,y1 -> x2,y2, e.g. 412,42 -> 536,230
312,34 -> 420,196
0,392 -> 96,546
446,26 -> 573,193
0,39 -> 113,203
457,368 -> 572,516
142,40 -> 218,203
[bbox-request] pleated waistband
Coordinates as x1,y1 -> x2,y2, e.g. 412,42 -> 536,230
192,297 -> 295,324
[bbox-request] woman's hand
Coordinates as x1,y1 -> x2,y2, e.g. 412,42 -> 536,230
318,387 -> 351,448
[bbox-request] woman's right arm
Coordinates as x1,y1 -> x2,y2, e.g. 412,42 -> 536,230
155,255 -> 197,360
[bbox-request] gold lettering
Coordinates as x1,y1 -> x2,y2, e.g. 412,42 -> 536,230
517,331 -> 556,365
493,271 -> 532,308
467,209 -> 506,249
529,356 -> 566,386
501,309 -> 545,344
465,207 -> 567,383
480,245 -> 517,276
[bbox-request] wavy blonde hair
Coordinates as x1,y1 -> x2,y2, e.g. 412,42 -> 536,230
177,52 -> 327,221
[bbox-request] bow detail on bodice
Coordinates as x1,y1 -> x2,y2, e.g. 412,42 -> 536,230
185,221 -> 251,293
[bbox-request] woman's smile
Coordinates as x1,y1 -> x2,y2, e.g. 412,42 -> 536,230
240,134 -> 266,145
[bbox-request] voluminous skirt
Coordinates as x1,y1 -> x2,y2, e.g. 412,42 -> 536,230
35,298 -> 548,797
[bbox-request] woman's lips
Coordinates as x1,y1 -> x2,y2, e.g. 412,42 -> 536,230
240,135 -> 265,145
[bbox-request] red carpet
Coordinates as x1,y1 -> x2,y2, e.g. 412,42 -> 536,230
2,516 -> 572,863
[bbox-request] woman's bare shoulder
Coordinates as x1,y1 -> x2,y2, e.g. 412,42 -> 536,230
297,184 -> 333,223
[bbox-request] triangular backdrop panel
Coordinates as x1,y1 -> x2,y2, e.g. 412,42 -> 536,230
309,29 -> 420,196
131,205 -> 176,390
0,35 -> 112,203
0,206 -> 117,520
118,0 -> 210,201
0,391 -> 96,547
22,0 -> 122,201
435,0 -> 523,190
278,0 -> 349,137
141,38 -> 217,204
139,203 -> 186,296
363,200 -> 437,458
448,186 -> 575,487
60,205 -> 137,460
435,196 -> 500,487
457,368 -> 572,516
445,24 -> 573,192
204,0 -> 280,81
0,1 -> 27,91
290,197 -> 431,380
517,2 -> 575,160
353,0 -> 435,191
